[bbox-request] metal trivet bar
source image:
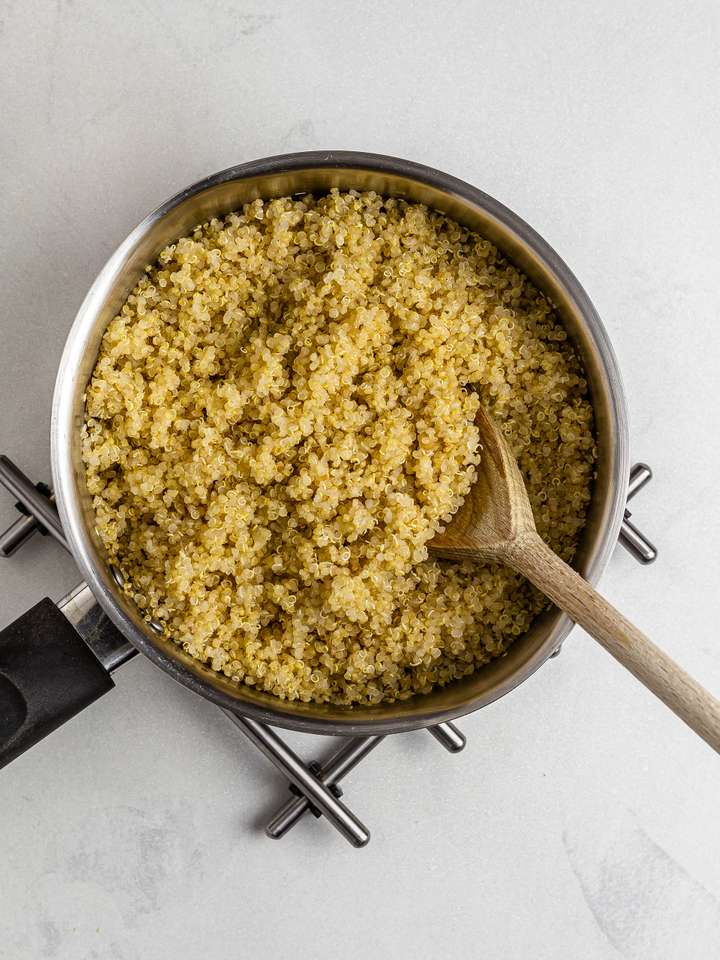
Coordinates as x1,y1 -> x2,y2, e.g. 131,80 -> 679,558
0,455 -> 656,846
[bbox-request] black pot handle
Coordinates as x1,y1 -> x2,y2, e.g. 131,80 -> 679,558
0,597 -> 115,769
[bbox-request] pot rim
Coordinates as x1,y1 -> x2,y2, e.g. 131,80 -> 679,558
51,151 -> 630,734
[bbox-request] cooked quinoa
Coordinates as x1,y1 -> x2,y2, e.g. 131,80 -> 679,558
82,190 -> 595,705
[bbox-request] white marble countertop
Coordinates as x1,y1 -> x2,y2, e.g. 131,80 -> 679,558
1,2 -> 719,957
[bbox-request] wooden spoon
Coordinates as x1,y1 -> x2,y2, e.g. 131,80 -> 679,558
429,406 -> 720,753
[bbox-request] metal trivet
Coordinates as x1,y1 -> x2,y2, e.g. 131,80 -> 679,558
0,454 -> 656,846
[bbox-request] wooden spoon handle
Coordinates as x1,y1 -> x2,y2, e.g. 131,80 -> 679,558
506,531 -> 720,753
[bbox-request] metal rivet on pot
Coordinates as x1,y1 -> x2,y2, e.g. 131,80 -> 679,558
149,619 -> 164,634
110,564 -> 124,587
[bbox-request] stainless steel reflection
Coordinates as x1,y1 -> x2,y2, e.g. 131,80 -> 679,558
265,735 -> 384,840
0,511 -> 40,557
428,721 -> 467,753
619,463 -> 657,564
51,151 -> 630,735
627,463 -> 653,500
58,582 -> 135,673
224,711 -> 371,847
266,718 -> 465,838
619,517 -> 657,564
0,457 -> 68,550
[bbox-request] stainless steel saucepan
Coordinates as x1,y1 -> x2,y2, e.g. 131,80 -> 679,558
0,151 -> 629,771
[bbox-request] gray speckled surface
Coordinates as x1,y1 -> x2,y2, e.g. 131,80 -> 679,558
1,1 -> 720,957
